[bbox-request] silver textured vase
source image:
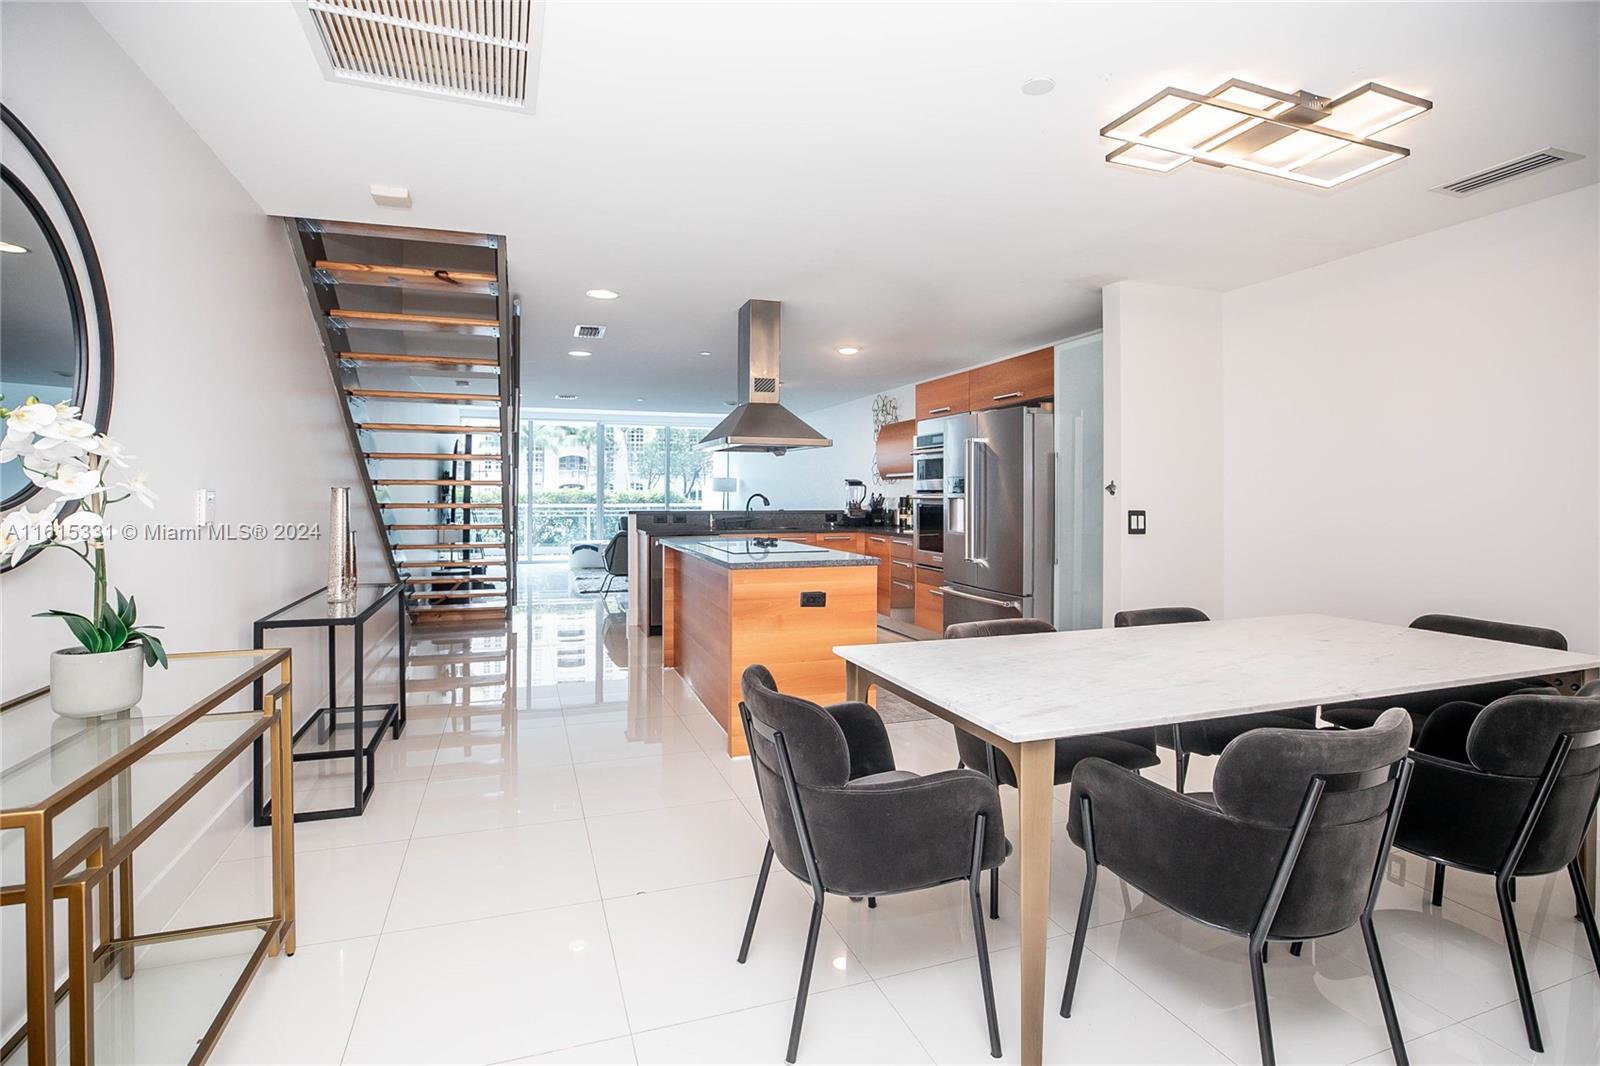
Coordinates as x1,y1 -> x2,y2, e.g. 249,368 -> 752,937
327,486 -> 353,602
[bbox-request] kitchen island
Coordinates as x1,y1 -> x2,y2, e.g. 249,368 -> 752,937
661,538 -> 878,755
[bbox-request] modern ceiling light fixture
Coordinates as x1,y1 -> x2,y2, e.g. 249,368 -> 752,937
585,288 -> 619,300
1102,78 -> 1431,188
1021,76 -> 1056,97
836,346 -> 861,356
567,350 -> 591,358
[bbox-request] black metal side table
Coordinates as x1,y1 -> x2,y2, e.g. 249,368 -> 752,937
251,583 -> 407,822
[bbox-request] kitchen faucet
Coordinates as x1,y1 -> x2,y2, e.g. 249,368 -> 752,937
745,493 -> 770,512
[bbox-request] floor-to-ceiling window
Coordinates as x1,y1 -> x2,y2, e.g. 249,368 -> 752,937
518,415 -> 715,559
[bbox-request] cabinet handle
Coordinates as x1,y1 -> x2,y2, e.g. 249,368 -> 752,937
820,535 -> 850,541
930,588 -> 945,598
991,391 -> 1023,401
892,580 -> 913,590
869,536 -> 887,543
929,406 -> 952,414
892,559 -> 912,568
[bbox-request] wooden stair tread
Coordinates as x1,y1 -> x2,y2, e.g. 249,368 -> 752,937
408,589 -> 507,600
314,261 -> 498,294
412,611 -> 511,626
405,675 -> 507,693
380,502 -> 503,509
328,308 -> 500,336
359,422 -> 498,434
408,651 -> 510,666
340,352 -> 500,370
302,219 -> 499,248
402,575 -> 507,584
366,452 -> 504,461
375,479 -> 500,486
348,388 -> 501,404
388,522 -> 504,530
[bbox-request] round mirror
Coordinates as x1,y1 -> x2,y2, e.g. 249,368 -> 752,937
2,173 -> 84,502
0,106 -> 114,569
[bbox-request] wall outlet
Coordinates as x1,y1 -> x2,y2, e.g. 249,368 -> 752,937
1127,510 -> 1147,535
800,591 -> 826,607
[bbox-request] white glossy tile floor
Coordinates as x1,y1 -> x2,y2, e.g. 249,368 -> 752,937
137,585 -> 1597,1065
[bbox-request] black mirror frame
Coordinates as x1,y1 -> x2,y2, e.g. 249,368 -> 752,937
1,104 -> 115,572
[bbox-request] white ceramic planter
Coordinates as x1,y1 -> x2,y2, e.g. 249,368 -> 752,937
49,645 -> 147,719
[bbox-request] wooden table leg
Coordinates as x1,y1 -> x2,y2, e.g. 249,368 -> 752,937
1581,668 -> 1599,906
844,662 -> 868,703
1016,739 -> 1055,1066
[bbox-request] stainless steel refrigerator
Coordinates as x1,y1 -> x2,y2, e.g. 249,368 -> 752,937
940,405 -> 1054,628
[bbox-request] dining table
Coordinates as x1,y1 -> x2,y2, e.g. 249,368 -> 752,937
835,613 -> 1600,1066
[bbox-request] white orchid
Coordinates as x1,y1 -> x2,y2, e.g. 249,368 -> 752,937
0,427 -> 34,464
56,509 -> 107,545
124,473 -> 157,508
36,417 -> 96,443
0,499 -> 61,566
6,402 -> 58,434
83,435 -> 133,467
44,464 -> 104,501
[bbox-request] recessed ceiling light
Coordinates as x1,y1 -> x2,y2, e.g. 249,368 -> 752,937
698,351 -> 712,357
1102,77 -> 1432,188
556,393 -> 577,400
0,241 -> 28,254
836,346 -> 861,356
634,398 -> 644,403
1021,76 -> 1056,97
567,350 -> 592,358
585,289 -> 620,300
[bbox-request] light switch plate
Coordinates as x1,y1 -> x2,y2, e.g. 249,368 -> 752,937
1127,510 -> 1147,535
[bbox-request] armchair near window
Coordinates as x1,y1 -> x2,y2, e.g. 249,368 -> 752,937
736,665 -> 1008,1062
1393,683 -> 1600,1052
1058,710 -> 1415,1066
1113,608 -> 1317,791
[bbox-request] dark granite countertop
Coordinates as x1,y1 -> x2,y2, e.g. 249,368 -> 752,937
664,538 -> 878,569
631,509 -> 911,538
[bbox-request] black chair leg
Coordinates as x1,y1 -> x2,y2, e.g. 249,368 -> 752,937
1248,942 -> 1276,1066
785,899 -> 825,1064
737,843 -> 774,964
1494,877 -> 1544,1053
868,897 -> 877,909
969,813 -> 1001,1059
1175,749 -> 1190,795
1288,941 -> 1303,957
989,866 -> 999,921
1569,860 -> 1600,970
1430,863 -> 1445,907
1060,796 -> 1098,1018
1360,915 -> 1409,1066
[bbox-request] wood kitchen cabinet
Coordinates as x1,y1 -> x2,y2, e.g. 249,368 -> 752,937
812,531 -> 864,553
914,564 -> 945,634
875,419 -> 914,479
969,346 -> 1053,410
915,371 -> 970,420
862,532 -> 894,614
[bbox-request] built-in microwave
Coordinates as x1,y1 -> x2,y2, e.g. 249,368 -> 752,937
913,422 -> 947,495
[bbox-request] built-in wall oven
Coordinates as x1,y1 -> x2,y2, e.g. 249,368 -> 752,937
912,422 -> 947,495
912,496 -> 943,567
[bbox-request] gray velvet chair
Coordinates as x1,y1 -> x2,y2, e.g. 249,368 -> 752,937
737,665 -> 1008,1062
1320,614 -> 1568,733
1113,607 -> 1318,792
944,618 -> 1159,918
1393,682 -> 1600,1052
1058,709 -> 1415,1066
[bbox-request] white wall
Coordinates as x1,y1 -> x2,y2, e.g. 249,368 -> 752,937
725,384 -> 915,509
1101,282 -> 1226,622
1222,184 -> 1600,653
0,1 -> 384,1032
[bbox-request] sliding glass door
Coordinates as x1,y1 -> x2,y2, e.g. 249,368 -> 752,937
519,417 -> 714,557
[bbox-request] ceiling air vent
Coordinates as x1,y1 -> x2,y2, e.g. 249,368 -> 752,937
573,324 -> 606,339
1434,148 -> 1583,197
297,0 -> 544,112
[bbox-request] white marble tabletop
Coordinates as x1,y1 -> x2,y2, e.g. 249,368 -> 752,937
835,614 -> 1600,744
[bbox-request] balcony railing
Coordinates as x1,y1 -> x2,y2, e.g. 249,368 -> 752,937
523,502 -> 677,554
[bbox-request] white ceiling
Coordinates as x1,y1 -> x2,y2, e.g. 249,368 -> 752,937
90,1 -> 1599,414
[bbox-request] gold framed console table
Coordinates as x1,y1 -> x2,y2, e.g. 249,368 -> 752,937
0,649 -> 297,1065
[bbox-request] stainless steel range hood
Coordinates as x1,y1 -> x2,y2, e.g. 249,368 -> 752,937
697,300 -> 833,454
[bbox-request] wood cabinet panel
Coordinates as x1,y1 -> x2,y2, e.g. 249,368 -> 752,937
863,534 -> 894,615
914,567 -> 945,634
813,532 -> 864,553
916,372 -> 970,420
970,347 -> 1053,411
875,419 -> 915,479
890,536 -> 912,561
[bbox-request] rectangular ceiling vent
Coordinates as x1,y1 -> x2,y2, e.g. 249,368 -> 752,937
573,324 -> 606,339
298,0 -> 544,112
1434,148 -> 1583,197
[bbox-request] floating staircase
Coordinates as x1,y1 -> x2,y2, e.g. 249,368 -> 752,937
286,217 -> 521,625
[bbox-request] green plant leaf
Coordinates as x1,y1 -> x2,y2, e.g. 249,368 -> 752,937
134,631 -> 168,669
36,609 -> 100,652
115,589 -> 136,628
89,628 -> 111,654
105,611 -> 129,651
